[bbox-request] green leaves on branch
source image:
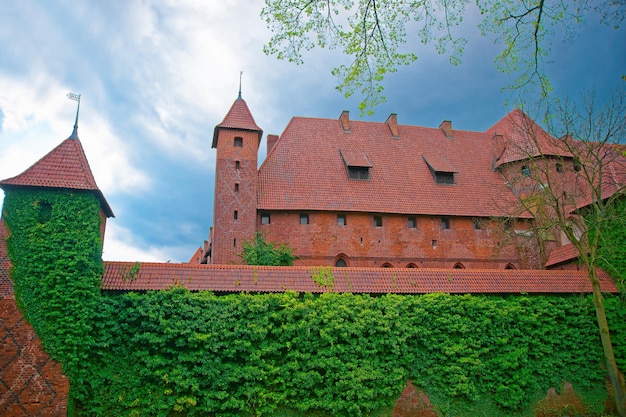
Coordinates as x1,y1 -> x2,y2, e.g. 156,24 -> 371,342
262,0 -> 623,112
239,232 -> 297,266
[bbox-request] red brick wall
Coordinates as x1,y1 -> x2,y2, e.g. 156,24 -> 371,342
1,222 -> 69,416
212,129 -> 259,264
260,211 -> 526,268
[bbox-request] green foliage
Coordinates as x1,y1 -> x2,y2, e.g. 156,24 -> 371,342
239,232 -> 296,266
5,188 -> 625,416
262,0 -> 623,113
311,266 -> 334,289
596,197 -> 626,294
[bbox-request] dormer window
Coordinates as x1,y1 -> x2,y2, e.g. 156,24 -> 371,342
348,166 -> 370,180
422,153 -> 457,185
340,149 -> 372,181
435,172 -> 455,185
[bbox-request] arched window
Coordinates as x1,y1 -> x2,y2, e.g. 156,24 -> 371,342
335,254 -> 349,267
453,262 -> 465,269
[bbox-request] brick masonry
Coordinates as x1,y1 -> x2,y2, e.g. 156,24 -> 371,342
0,224 -> 69,416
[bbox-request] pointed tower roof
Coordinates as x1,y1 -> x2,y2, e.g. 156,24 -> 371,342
489,109 -> 573,169
0,137 -> 114,217
212,96 -> 263,148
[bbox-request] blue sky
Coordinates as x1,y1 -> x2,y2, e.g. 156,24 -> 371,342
0,1 -> 624,262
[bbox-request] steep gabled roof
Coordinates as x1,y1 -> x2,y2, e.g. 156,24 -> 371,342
212,97 -> 263,148
489,109 -> 573,168
102,262 -> 618,294
258,115 -> 526,218
0,138 -> 114,217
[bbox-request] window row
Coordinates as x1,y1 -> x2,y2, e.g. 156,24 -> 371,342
257,213 -> 485,230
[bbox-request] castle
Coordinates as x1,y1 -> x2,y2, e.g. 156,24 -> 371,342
196,94 -> 624,270
0,94 -> 621,415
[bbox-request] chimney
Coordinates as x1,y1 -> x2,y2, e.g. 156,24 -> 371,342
439,120 -> 453,138
339,110 -> 351,133
386,113 -> 400,139
267,134 -> 279,154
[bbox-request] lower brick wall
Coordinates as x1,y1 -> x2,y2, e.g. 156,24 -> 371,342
0,271 -> 69,416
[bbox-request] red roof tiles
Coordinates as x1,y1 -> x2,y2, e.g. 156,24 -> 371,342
0,138 -> 114,217
258,114 -> 525,218
489,109 -> 573,168
545,244 -> 580,268
212,97 -> 263,147
101,262 -> 618,294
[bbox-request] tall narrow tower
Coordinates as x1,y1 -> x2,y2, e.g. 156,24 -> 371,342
211,94 -> 263,264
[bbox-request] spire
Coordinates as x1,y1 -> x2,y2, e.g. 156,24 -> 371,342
66,92 -> 81,139
238,71 -> 243,100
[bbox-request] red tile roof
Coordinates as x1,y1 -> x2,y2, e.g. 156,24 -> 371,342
212,97 -> 263,148
489,109 -> 573,168
258,114 -> 527,218
101,262 -> 618,294
0,138 -> 114,217
545,244 -> 580,268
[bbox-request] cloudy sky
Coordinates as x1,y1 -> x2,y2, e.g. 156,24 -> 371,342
0,1 -> 624,262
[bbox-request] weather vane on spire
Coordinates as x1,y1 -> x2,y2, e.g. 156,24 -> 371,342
238,71 -> 243,99
66,92 -> 81,139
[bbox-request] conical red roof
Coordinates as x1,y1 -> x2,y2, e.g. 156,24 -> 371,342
0,138 -> 114,217
212,97 -> 263,147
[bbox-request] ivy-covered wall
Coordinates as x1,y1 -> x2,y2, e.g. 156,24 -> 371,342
3,188 -> 626,417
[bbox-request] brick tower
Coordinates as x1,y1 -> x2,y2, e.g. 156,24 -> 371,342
211,93 -> 262,264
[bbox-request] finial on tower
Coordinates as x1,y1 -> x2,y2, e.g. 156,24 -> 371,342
66,92 -> 81,139
238,71 -> 243,100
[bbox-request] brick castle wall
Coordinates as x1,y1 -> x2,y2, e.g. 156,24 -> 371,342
0,234 -> 69,416
260,211 -> 529,268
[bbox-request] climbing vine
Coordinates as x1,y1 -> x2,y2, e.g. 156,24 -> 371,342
3,187 -> 626,416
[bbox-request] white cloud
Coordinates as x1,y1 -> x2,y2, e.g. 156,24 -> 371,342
102,221 -> 190,262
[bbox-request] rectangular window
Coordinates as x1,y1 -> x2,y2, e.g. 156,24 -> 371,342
435,172 -> 455,185
556,163 -> 563,173
374,215 -> 383,227
234,210 -> 238,220
234,183 -> 239,192
235,160 -> 240,170
408,217 -> 416,229
348,166 -> 370,180
441,218 -> 450,230
337,214 -> 346,226
234,137 -> 243,147
473,218 -> 481,230
261,213 -> 270,225
300,213 -> 309,225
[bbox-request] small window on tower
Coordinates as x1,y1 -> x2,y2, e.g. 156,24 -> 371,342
234,137 -> 243,147
234,210 -> 238,220
337,214 -> 346,226
473,218 -> 481,230
522,165 -> 530,176
441,218 -> 450,230
408,217 -> 416,229
234,183 -> 239,192
261,213 -> 270,225
556,163 -> 563,173
300,213 -> 309,225
235,160 -> 240,170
